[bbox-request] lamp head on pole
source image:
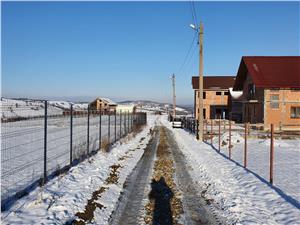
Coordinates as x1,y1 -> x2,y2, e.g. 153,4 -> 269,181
189,23 -> 197,30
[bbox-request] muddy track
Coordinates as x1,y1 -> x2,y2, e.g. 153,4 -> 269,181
144,126 -> 184,225
108,125 -> 225,225
165,127 -> 225,225
109,127 -> 160,225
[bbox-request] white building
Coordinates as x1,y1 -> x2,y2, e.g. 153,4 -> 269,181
116,104 -> 136,113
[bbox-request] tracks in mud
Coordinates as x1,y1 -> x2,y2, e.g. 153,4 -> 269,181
165,128 -> 223,225
109,127 -> 160,225
71,125 -> 224,225
110,125 -> 225,225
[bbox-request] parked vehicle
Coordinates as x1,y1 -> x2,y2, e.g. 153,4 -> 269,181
172,117 -> 182,128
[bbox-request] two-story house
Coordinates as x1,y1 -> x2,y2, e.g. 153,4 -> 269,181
192,76 -> 236,119
233,56 -> 300,129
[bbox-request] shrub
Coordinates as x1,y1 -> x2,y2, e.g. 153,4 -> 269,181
101,138 -> 111,152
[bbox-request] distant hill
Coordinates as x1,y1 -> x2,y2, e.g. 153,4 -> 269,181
117,100 -> 192,114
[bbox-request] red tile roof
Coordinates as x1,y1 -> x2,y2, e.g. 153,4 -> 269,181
233,56 -> 300,90
192,76 -> 236,90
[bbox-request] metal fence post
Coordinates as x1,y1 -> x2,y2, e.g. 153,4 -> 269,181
43,100 -> 48,183
196,120 -> 199,140
130,112 -> 133,130
87,105 -> 90,155
205,120 -> 208,140
108,112 -> 111,143
229,120 -> 232,159
99,109 -> 102,150
114,111 -> 117,142
270,124 -> 274,184
120,110 -> 122,138
211,119 -> 213,145
128,111 -> 130,133
123,111 -> 126,135
218,117 -> 221,151
244,122 -> 248,168
70,104 -> 73,166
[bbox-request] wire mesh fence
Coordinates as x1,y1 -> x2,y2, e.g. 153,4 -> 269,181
182,117 -> 300,202
1,101 -> 147,210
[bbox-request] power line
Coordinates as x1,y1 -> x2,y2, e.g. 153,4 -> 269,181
191,1 -> 198,27
177,32 -> 197,76
189,0 -> 198,27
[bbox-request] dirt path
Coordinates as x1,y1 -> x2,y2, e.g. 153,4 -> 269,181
74,125 -> 225,225
165,127 -> 224,225
109,127 -> 160,225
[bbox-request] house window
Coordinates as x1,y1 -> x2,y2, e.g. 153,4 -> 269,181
270,94 -> 279,109
291,107 -> 300,118
197,91 -> 206,99
216,91 -> 222,95
224,91 -> 229,96
248,83 -> 256,99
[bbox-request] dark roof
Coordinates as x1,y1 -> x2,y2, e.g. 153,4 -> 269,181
233,56 -> 300,90
192,76 -> 236,90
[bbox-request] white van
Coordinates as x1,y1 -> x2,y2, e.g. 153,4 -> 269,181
172,117 -> 182,128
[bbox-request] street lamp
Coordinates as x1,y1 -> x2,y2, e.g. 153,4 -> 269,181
189,24 -> 197,30
190,22 -> 204,141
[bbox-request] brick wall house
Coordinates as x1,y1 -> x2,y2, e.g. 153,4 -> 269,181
192,76 -> 235,119
89,97 -> 117,113
233,56 -> 300,130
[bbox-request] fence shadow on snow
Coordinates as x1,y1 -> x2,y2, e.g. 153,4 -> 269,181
1,100 -> 147,211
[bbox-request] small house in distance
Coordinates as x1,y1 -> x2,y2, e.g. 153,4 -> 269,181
233,56 -> 300,130
116,104 -> 136,113
192,76 -> 236,119
89,97 -> 117,113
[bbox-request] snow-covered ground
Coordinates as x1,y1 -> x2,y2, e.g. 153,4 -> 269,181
1,115 -> 159,224
2,115 -> 299,224
1,98 -> 88,120
162,116 -> 300,224
1,113 -> 136,207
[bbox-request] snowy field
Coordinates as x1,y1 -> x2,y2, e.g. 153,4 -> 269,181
2,114 -> 299,224
1,98 -> 89,120
163,117 -> 300,224
1,112 -> 135,207
1,115 -> 158,224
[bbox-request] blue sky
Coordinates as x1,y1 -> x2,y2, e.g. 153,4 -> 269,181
2,1 -> 299,105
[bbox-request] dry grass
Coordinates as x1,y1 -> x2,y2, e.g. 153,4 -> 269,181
119,124 -> 146,145
131,124 -> 145,137
101,138 -> 111,152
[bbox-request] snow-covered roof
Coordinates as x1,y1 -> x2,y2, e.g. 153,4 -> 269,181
229,88 -> 243,99
95,97 -> 117,105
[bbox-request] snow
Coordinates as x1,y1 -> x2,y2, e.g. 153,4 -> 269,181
1,98 -> 88,120
1,113 -> 136,207
162,116 -> 300,224
2,114 -> 299,224
1,115 -> 158,224
175,107 -> 187,113
229,87 -> 243,99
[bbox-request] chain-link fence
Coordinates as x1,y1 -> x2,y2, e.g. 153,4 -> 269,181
1,100 -> 147,210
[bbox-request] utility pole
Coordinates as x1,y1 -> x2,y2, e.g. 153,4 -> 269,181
198,22 -> 204,141
171,74 -> 176,120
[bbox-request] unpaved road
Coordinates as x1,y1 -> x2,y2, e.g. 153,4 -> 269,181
109,126 -> 225,225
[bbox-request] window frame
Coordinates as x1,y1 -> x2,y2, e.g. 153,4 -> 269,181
290,107 -> 300,119
270,94 -> 279,109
